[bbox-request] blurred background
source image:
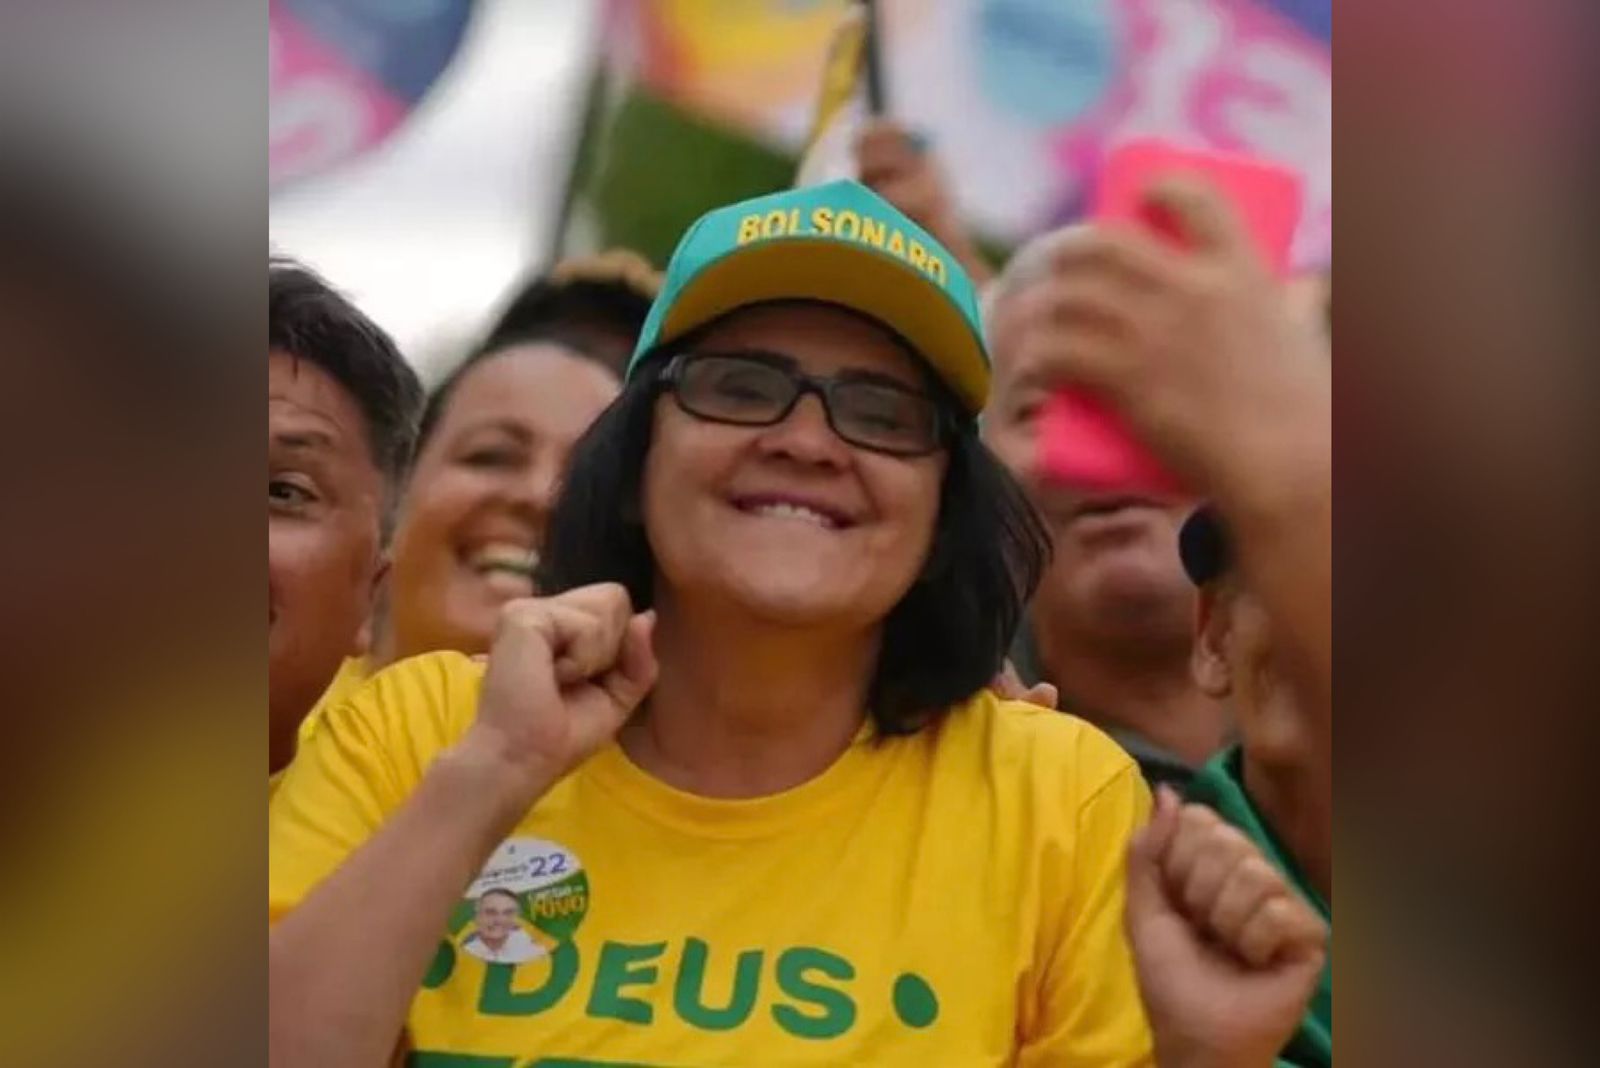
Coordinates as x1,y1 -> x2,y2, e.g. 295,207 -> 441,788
269,0 -> 1330,377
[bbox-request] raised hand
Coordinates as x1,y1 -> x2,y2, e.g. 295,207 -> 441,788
855,118 -> 993,286
462,583 -> 657,800
992,178 -> 1327,499
1126,786 -> 1328,1068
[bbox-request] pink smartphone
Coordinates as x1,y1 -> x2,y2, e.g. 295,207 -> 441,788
1037,140 -> 1303,494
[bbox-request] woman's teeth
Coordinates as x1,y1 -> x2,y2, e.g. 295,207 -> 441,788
749,502 -> 837,529
471,544 -> 539,577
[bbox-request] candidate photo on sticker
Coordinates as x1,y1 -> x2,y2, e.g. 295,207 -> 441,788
459,888 -> 547,965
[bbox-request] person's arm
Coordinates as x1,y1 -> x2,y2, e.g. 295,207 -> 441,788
270,738 -> 554,1067
269,585 -> 656,1068
1125,787 -> 1328,1068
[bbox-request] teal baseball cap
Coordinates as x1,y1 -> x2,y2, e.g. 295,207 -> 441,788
627,179 -> 991,414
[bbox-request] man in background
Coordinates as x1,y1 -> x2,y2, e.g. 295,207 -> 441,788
982,232 -> 1233,786
268,257 -> 422,778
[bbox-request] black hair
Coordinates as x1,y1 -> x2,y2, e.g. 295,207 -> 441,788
412,258 -> 651,456
540,335 -> 1052,737
413,328 -> 620,459
480,272 -> 653,377
269,256 -> 423,532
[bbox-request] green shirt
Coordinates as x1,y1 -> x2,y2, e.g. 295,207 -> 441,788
1187,746 -> 1332,1067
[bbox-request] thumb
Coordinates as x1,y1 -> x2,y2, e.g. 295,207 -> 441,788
1278,948 -> 1328,1004
1143,174 -> 1247,257
1125,784 -> 1182,926
597,610 -> 658,714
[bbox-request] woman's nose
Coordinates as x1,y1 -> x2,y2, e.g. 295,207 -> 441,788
757,391 -> 849,465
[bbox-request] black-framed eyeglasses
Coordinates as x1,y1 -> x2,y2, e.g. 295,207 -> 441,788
660,350 -> 951,457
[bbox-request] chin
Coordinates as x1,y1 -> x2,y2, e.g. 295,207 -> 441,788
1088,575 -> 1194,635
725,578 -> 862,626
1048,554 -> 1193,631
693,551 -> 875,627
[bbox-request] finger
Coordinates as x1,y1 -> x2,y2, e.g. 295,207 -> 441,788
553,581 -> 633,623
1005,285 -> 1139,390
1273,902 -> 1330,965
1008,266 -> 1147,346
1015,334 -> 1132,412
1125,785 -> 1182,924
1236,892 -> 1326,969
861,176 -> 927,216
1022,682 -> 1059,709
547,584 -> 633,682
1042,278 -> 1147,346
1207,854 -> 1285,947
989,660 -> 1026,698
1178,822 -> 1257,925
1160,803 -> 1226,902
594,610 -> 659,717
546,605 -> 629,685
483,598 -> 563,707
855,117 -> 916,160
1142,175 -> 1250,259
1049,223 -> 1182,291
856,143 -> 915,182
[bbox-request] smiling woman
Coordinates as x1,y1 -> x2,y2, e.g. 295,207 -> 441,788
269,181 -> 1162,1067
375,335 -> 621,664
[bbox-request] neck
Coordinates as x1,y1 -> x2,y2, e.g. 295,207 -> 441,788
620,593 -> 877,799
1034,616 -> 1230,767
1243,753 -> 1332,903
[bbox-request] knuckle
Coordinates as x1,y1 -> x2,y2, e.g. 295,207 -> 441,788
1262,894 -> 1300,927
498,598 -> 543,629
594,581 -> 630,606
1178,803 -> 1218,834
1209,823 -> 1253,856
1240,855 -> 1281,889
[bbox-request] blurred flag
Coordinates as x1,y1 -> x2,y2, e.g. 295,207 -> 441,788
555,0 -> 1330,268
794,4 -> 871,187
269,0 -> 478,190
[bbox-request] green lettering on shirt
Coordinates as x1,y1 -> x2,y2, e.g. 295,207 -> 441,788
673,937 -> 762,1031
771,946 -> 856,1039
478,941 -> 580,1016
586,940 -> 666,1025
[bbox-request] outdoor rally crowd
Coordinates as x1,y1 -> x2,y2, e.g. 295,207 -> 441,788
268,121 -> 1331,1067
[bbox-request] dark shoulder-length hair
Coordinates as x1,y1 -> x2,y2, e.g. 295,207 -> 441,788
539,338 -> 1051,737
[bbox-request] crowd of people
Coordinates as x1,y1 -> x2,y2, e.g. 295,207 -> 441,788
268,122 -> 1331,1066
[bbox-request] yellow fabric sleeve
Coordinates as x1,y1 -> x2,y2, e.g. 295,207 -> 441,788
1018,740 -> 1155,1067
268,651 -> 482,924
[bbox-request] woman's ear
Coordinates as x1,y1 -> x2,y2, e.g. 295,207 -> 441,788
1191,584 -> 1235,699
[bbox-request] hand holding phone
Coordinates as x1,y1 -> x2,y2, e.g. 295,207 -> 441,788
1037,141 -> 1303,493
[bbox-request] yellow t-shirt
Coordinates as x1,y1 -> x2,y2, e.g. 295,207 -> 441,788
269,652 -> 1154,1066
269,656 -> 373,801
300,654 -> 373,744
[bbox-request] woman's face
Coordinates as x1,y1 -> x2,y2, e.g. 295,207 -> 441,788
388,343 -> 619,656
642,303 -> 948,629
